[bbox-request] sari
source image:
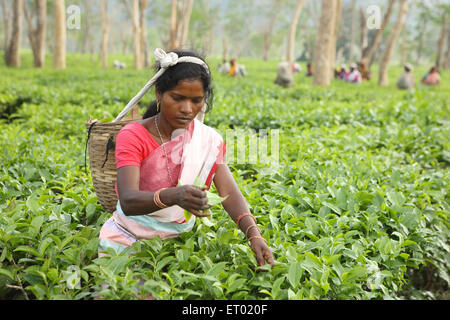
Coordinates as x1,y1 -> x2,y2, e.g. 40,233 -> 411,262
98,119 -> 226,255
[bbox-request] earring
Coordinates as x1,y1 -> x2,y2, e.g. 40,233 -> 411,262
156,100 -> 160,112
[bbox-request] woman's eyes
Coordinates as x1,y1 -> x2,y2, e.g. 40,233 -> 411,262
172,95 -> 183,101
171,95 -> 203,104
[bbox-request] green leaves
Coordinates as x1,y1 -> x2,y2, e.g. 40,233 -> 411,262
287,262 -> 302,288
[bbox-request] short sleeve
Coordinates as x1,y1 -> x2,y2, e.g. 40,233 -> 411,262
115,123 -> 158,169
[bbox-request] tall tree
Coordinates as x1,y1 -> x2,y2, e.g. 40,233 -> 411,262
170,0 -> 177,49
53,0 -> 66,69
361,0 -> 395,66
287,0 -> 308,66
124,0 -> 143,69
359,7 -> 368,57
24,0 -> 47,68
139,0 -> 149,67
180,0 -> 194,49
445,24 -> 450,68
1,0 -> 12,55
348,0 -> 357,63
436,11 -> 447,70
415,14 -> 427,65
100,0 -> 110,69
262,0 -> 282,61
5,0 -> 24,67
328,0 -> 342,80
313,0 -> 339,86
378,0 -> 409,86
169,0 -> 195,50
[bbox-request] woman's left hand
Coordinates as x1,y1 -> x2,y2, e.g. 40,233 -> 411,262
249,238 -> 275,268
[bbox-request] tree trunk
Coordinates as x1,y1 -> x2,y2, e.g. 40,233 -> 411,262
313,0 -> 338,86
24,0 -> 47,68
361,0 -> 395,66
328,0 -> 342,80
444,26 -> 450,69
400,27 -> 406,66
348,0 -> 356,63
223,37 -> 228,61
53,0 -> 66,69
436,12 -> 447,71
287,0 -> 308,66
139,0 -> 149,67
6,0 -> 24,67
416,18 -> 427,65
34,0 -> 47,67
262,0 -> 279,61
359,7 -> 368,57
81,0 -> 89,53
180,0 -> 194,49
1,0 -> 11,54
100,0 -> 109,69
170,0 -> 177,50
131,0 -> 142,69
378,0 -> 408,86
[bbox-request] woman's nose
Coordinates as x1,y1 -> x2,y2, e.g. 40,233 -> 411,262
179,100 -> 193,114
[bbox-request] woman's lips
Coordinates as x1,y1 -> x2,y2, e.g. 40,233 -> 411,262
175,117 -> 192,124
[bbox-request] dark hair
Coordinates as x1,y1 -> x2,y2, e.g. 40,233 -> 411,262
143,50 -> 213,119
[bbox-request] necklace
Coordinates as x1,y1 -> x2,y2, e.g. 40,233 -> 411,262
154,115 -> 175,185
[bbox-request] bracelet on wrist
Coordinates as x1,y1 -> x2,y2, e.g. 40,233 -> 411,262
248,235 -> 267,244
236,212 -> 256,228
153,188 -> 168,209
245,224 -> 260,238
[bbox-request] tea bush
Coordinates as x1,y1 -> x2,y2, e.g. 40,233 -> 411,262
0,53 -> 448,300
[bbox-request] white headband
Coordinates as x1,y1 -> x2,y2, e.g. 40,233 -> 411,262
114,48 -> 209,122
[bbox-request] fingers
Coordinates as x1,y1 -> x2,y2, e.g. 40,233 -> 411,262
251,240 -> 275,269
179,185 -> 210,211
190,209 -> 211,218
263,248 -> 275,267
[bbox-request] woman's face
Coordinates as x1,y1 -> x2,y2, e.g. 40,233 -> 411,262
157,79 -> 205,130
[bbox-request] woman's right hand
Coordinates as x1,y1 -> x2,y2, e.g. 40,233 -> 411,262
162,185 -> 211,217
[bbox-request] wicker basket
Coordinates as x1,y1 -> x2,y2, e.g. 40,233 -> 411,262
85,105 -> 141,213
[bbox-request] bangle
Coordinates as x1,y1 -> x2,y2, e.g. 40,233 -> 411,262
245,224 -> 260,238
153,188 -> 168,209
248,235 -> 267,244
235,212 -> 256,228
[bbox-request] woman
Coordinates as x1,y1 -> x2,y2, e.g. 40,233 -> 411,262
421,66 -> 440,86
99,50 -> 274,270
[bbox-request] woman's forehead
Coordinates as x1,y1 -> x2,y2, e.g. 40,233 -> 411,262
169,79 -> 205,96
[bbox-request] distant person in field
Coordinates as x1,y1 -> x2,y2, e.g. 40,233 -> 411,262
346,63 -> 362,84
357,61 -> 370,81
292,62 -> 301,74
218,59 -> 230,74
421,66 -> 441,86
274,61 -> 293,88
338,64 -> 348,80
228,58 -> 246,77
229,58 -> 238,77
306,63 -> 313,77
396,63 -> 415,90
114,60 -> 126,69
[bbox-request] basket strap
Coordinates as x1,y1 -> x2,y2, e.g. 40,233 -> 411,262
84,121 -> 98,174
113,48 -> 209,123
